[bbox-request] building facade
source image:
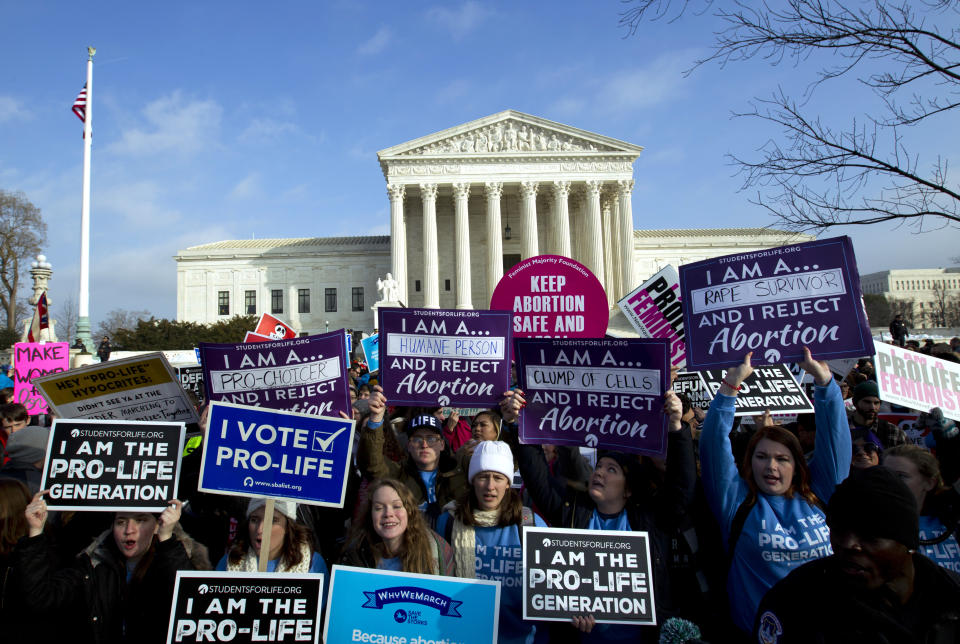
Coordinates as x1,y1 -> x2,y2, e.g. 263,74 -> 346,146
861,268 -> 960,327
175,111 -> 813,334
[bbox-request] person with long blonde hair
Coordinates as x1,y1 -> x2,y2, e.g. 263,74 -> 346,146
341,478 -> 454,575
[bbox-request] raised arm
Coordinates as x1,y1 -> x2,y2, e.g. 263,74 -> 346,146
800,347 -> 852,502
357,385 -> 400,480
699,353 -> 752,534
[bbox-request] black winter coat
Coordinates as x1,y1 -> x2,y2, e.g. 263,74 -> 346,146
516,424 -> 698,622
11,531 -> 193,644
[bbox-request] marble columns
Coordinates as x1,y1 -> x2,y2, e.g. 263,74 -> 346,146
420,183 -> 440,308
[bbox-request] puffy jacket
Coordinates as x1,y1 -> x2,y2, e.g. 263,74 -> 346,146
11,530 -> 193,644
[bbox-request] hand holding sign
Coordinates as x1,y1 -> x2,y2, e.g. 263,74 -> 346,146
157,499 -> 183,542
798,346 -> 832,386
367,385 -> 386,424
500,389 -> 526,425
721,352 -> 755,395
26,490 -> 48,537
664,391 -> 683,432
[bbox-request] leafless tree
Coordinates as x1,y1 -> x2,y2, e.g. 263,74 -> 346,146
931,280 -> 950,326
888,297 -> 916,327
56,294 -> 78,345
0,190 -> 47,331
619,0 -> 960,232
95,308 -> 153,342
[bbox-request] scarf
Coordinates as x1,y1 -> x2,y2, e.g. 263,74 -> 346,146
227,541 -> 313,573
587,508 -> 632,532
452,509 -> 500,579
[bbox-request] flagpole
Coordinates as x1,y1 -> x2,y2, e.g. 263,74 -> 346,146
76,46 -> 95,351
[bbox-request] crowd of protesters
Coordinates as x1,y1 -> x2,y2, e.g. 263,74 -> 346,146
0,340 -> 959,643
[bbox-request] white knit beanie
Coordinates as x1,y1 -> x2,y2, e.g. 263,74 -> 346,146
468,440 -> 514,482
246,497 -> 298,522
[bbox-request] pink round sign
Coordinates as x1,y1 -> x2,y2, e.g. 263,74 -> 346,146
490,255 -> 609,338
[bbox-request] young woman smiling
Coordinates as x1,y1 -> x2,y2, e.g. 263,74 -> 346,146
341,478 -> 454,574
437,440 -> 547,644
701,348 -> 850,635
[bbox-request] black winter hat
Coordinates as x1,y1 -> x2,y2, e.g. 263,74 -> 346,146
853,380 -> 879,404
827,466 -> 919,550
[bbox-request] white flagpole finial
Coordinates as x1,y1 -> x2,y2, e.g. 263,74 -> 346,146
87,46 -> 96,59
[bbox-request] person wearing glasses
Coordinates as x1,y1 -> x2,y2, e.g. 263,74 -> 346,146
358,386 -> 468,529
850,429 -> 883,471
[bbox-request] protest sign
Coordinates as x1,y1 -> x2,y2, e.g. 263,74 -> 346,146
698,364 -> 814,416
243,331 -> 274,343
324,565 -> 500,644
672,371 -> 713,411
176,365 -> 204,403
360,333 -> 380,372
254,313 -> 296,340
828,357 -> 859,379
377,308 -> 511,407
199,331 -> 351,418
490,254 -> 608,338
879,412 -> 925,446
12,342 -> 69,414
40,418 -> 184,512
617,266 -> 686,369
32,353 -> 199,424
679,236 -> 873,370
875,340 -> 960,422
199,401 -> 355,507
515,338 -> 669,456
523,527 -> 655,625
167,571 -> 323,644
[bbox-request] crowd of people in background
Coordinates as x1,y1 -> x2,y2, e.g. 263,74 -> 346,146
0,337 -> 959,643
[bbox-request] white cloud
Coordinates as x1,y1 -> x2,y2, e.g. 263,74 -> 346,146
96,179 -> 182,227
594,55 -> 689,114
357,26 -> 392,55
426,2 -> 492,40
238,117 -> 300,143
228,172 -> 262,200
0,96 -> 28,123
107,91 -> 222,156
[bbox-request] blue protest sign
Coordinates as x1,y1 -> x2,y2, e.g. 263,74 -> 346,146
679,235 -> 873,370
345,331 -> 352,354
199,401 -> 355,507
324,565 -> 500,644
361,334 -> 380,372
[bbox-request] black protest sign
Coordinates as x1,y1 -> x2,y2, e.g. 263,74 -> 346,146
672,372 -> 713,411
167,571 -> 323,644
523,527 -> 656,625
40,419 -> 185,512
699,363 -> 814,416
176,365 -> 205,402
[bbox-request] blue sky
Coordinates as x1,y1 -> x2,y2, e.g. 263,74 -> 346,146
1,1 -> 956,328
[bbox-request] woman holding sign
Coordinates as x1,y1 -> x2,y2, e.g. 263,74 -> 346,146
12,494 -> 193,644
509,390 -> 694,641
700,348 -> 850,636
217,498 -> 328,573
341,478 -> 455,574
437,440 -> 548,644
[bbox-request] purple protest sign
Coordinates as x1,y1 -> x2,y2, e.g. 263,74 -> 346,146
377,307 -> 512,407
515,338 -> 670,456
679,235 -> 873,371
198,330 -> 351,418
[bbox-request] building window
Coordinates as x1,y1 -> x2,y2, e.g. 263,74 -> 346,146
325,288 -> 337,312
415,280 -> 421,292
218,291 -> 229,316
352,287 -> 364,312
271,289 -> 283,314
298,289 -> 310,314
245,290 -> 256,315
444,279 -> 451,291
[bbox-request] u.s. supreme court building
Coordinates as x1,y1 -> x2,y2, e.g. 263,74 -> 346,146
175,111 -> 810,334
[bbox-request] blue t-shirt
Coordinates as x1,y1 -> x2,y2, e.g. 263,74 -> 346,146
377,556 -> 403,571
473,517 -> 547,644
919,515 -> 960,573
700,380 -> 850,633
417,469 -> 438,511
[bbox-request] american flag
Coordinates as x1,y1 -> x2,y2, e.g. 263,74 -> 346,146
72,85 -> 87,123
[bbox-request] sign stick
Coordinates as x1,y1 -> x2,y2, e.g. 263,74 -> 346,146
258,498 -> 275,572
